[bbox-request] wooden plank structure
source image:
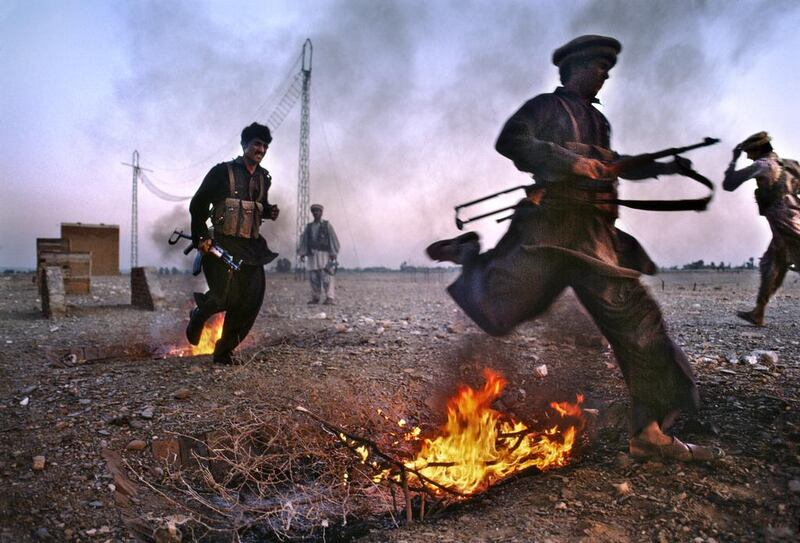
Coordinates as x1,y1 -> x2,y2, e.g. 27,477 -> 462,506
38,251 -> 92,295
60,223 -> 119,275
35,238 -> 70,286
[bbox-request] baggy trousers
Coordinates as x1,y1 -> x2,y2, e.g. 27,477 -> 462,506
447,239 -> 699,435
309,269 -> 334,301
755,231 -> 800,313
195,255 -> 266,356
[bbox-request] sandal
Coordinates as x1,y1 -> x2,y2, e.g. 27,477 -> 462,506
629,436 -> 724,462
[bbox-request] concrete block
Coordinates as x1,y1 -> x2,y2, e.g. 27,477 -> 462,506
131,267 -> 166,310
41,266 -> 67,319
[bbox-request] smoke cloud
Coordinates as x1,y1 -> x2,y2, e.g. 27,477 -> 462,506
2,0 -> 799,270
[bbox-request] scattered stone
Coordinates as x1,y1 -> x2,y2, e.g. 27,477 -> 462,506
446,322 -> 465,334
555,501 -> 567,510
87,500 -> 104,509
612,481 -> 632,496
126,440 -> 147,451
173,388 -> 191,400
740,355 -> 758,365
310,312 -> 327,319
375,326 -> 385,334
139,407 -> 154,419
32,456 -> 46,471
533,364 -> 548,378
108,415 -> 130,426
78,399 -> 91,405
35,527 -> 50,540
334,323 -> 348,333
188,365 -> 203,374
788,479 -> 800,494
753,350 -> 779,365
20,397 -> 29,406
152,437 -> 180,466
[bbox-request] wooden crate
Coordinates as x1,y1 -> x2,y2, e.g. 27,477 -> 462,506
38,251 -> 92,295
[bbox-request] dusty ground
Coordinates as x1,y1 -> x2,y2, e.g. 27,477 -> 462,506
1,269 -> 799,542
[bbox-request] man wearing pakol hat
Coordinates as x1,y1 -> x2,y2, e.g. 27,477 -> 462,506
186,122 -> 280,365
427,35 -> 723,462
723,132 -> 800,326
298,204 -> 341,305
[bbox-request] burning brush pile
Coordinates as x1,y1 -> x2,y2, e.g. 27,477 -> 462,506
135,369 -> 585,540
326,369 -> 585,511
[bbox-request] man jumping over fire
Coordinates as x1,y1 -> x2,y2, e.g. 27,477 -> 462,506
186,122 -> 280,365
426,35 -> 723,462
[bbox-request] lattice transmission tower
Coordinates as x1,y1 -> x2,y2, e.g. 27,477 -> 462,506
294,39 -> 313,275
121,150 -> 151,268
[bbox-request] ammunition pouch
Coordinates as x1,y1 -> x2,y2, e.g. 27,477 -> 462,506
213,198 -> 263,238
211,162 -> 267,238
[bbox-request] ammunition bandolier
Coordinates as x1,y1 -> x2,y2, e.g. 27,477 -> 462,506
212,163 -> 268,238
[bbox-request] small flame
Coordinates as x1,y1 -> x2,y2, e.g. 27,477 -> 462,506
191,313 -> 225,355
374,368 -> 584,497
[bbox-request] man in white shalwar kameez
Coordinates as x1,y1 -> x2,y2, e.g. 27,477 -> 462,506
298,204 -> 341,304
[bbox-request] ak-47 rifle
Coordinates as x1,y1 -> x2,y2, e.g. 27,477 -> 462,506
605,136 -> 720,177
454,137 -> 720,229
168,229 -> 242,275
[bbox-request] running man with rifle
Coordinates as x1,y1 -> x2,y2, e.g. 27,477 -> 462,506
186,122 -> 280,365
723,131 -> 800,326
427,35 -> 722,462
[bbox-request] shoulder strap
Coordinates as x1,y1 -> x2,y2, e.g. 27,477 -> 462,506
226,163 -> 236,196
554,95 -> 581,142
257,173 -> 265,201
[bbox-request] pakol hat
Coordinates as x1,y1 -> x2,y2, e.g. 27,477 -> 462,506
310,204 -> 324,211
552,35 -> 621,67
738,131 -> 771,151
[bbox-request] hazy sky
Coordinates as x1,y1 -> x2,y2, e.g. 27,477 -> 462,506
2,0 -> 800,270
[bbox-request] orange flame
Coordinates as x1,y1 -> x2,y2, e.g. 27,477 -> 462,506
375,369 -> 584,497
191,313 -> 224,355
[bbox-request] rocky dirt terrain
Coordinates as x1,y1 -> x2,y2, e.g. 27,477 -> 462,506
1,269 -> 798,542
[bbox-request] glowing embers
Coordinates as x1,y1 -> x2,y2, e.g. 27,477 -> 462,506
369,369 -> 585,498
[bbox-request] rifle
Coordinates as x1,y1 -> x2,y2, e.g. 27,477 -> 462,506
168,229 -> 242,275
606,137 -> 720,177
454,137 -> 720,230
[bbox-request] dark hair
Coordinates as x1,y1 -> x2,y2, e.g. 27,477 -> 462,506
241,122 -> 272,146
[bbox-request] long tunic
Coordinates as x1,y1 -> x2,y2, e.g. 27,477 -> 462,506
298,220 -> 341,271
445,86 -> 699,432
495,86 -> 673,276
